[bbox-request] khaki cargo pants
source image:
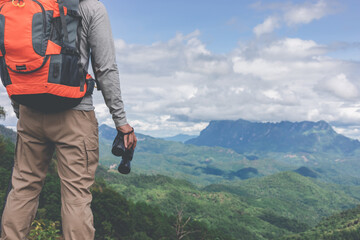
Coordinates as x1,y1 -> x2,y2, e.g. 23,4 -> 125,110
1,105 -> 99,240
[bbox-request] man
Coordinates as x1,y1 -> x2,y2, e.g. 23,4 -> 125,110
0,0 -> 137,239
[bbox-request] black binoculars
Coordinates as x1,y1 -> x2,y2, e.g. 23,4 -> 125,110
111,129 -> 134,174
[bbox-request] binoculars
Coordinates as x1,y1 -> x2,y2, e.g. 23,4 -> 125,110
111,129 -> 134,174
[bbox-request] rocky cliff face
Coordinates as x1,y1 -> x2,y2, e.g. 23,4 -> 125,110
186,119 -> 360,154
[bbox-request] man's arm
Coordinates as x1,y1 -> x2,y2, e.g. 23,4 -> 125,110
86,1 -> 136,149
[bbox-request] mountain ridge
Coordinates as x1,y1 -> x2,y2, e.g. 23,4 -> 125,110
98,122 -> 360,186
185,119 -> 360,154
162,134 -> 198,143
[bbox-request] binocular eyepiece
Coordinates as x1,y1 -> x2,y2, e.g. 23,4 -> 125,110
112,129 -> 134,174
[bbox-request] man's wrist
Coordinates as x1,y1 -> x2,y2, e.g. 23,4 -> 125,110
116,124 -> 133,133
114,118 -> 128,129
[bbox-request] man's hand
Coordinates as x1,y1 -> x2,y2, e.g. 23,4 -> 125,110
117,124 -> 137,150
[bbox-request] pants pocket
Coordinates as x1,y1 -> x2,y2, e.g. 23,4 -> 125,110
84,137 -> 99,176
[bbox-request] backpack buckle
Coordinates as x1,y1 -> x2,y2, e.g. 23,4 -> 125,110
12,0 -> 25,7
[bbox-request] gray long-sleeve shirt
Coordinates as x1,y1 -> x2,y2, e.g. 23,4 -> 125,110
12,0 -> 128,127
74,0 -> 127,127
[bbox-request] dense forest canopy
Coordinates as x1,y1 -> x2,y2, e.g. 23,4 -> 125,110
1,106 -> 360,239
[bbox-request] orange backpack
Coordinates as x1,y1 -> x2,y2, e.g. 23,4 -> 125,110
0,0 -> 92,112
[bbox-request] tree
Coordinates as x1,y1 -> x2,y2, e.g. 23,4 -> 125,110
0,106 -> 5,119
174,207 -> 197,240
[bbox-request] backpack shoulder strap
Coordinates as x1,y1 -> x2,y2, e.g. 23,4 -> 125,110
62,0 -> 79,11
58,0 -> 69,44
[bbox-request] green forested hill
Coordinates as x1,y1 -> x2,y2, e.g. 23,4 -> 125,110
0,125 -> 16,143
2,123 -> 360,239
0,136 -> 14,219
0,132 -> 224,239
97,168 -> 300,240
282,205 -> 360,240
96,168 -> 360,240
204,172 -> 360,226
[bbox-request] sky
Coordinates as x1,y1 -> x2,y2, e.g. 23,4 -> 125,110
1,0 -> 360,138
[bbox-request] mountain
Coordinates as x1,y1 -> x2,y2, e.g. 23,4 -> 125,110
99,124 -> 154,142
98,123 -> 360,186
0,125 -> 16,143
185,119 -> 360,155
162,134 -> 198,143
99,124 -> 272,185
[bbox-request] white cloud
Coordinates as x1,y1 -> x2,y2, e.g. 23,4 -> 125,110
284,0 -> 331,26
253,0 -> 336,36
108,32 -> 360,138
321,74 -> 359,99
333,126 -> 360,140
262,38 -> 327,59
262,89 -> 282,100
233,57 -> 289,81
1,30 -> 360,139
253,16 -> 280,36
126,114 -> 208,137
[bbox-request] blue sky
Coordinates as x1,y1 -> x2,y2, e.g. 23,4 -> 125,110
103,0 -> 260,53
102,0 -> 359,56
1,0 -> 360,138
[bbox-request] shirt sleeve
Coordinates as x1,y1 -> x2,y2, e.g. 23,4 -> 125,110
86,1 -> 128,127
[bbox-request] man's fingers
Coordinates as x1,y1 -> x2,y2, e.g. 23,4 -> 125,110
126,133 -> 137,150
124,135 -> 128,149
133,134 -> 137,149
127,134 -> 134,149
